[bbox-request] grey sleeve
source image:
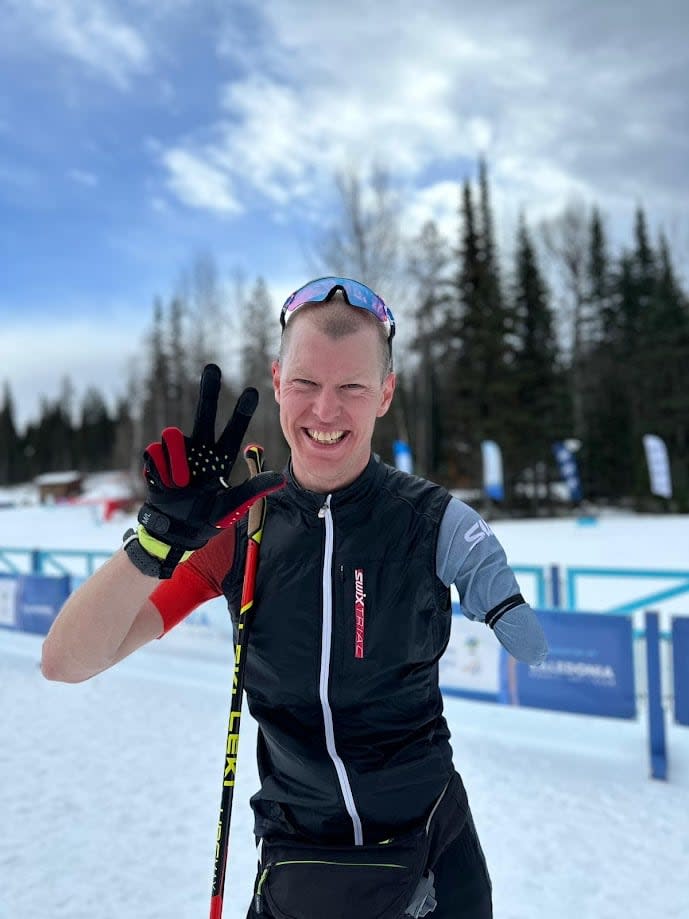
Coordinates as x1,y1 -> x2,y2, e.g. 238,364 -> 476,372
436,498 -> 548,665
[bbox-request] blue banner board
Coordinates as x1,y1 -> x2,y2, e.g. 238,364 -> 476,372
672,616 -> 689,727
552,441 -> 583,502
16,575 -> 71,635
500,609 -> 636,719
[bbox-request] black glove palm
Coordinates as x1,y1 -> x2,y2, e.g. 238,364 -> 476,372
126,364 -> 284,578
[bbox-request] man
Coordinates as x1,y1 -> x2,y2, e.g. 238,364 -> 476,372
42,277 -> 547,918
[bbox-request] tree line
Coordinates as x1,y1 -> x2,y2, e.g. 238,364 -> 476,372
2,160 -> 688,511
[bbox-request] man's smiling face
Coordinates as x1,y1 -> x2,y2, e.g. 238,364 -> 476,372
272,311 -> 395,493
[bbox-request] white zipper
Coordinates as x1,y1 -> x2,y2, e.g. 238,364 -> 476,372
318,494 -> 364,845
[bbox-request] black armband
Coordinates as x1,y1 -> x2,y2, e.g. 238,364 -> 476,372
485,593 -> 525,629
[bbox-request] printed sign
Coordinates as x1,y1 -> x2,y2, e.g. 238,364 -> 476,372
0,575 -> 19,629
500,610 -> 636,719
672,616 -> 689,727
552,441 -> 583,502
16,575 -> 71,635
439,605 -> 501,701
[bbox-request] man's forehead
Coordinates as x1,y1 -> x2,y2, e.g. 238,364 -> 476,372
284,327 -> 380,375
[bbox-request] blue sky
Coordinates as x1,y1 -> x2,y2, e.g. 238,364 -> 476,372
1,0 -> 688,429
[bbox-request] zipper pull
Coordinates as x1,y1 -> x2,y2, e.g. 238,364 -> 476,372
318,494 -> 332,518
254,867 -> 269,914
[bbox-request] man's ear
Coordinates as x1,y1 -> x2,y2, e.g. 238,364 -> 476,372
272,359 -> 281,404
376,372 -> 396,418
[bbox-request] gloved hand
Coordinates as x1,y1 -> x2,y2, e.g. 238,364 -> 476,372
123,363 -> 284,579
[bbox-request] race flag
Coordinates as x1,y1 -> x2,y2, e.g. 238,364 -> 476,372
643,434 -> 672,499
552,441 -> 583,502
481,440 -> 504,501
393,440 -> 413,474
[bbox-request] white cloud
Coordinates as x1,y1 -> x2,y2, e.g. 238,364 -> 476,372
402,181 -> 462,242
5,0 -> 150,90
154,0 -> 688,251
162,149 -> 242,214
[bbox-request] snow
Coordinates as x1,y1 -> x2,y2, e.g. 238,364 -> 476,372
1,493 -> 689,919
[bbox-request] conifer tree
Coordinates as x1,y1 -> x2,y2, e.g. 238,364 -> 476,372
141,297 -> 171,447
241,277 -> 287,470
407,220 -> 450,478
78,388 -> 115,472
510,216 -> 567,507
111,391 -> 138,479
444,171 -> 513,489
579,207 -> 618,499
167,295 -> 194,428
640,231 -> 689,504
0,382 -> 20,484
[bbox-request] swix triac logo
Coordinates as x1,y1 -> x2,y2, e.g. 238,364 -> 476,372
463,518 -> 493,552
354,568 -> 366,659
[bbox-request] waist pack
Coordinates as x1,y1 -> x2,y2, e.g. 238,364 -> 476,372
253,772 -> 468,919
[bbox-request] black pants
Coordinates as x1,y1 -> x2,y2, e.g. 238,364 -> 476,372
430,810 -> 493,918
245,808 -> 492,918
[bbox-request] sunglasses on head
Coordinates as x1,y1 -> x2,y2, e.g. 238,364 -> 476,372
280,277 -> 396,342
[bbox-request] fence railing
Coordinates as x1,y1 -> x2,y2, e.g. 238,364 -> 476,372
2,548 -> 687,619
0,547 -> 112,577
564,566 -> 689,615
2,549 -> 687,781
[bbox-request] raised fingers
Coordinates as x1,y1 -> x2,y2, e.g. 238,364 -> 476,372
215,387 -> 259,463
191,363 -> 222,444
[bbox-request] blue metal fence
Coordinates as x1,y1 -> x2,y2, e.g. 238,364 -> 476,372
565,566 -> 689,615
1,548 -> 686,780
0,547 -> 112,577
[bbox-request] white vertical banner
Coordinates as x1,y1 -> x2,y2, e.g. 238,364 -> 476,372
393,440 -> 413,474
481,440 -> 504,501
643,434 -> 672,498
0,576 -> 19,628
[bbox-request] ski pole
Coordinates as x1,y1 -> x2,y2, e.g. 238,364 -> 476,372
209,443 -> 266,919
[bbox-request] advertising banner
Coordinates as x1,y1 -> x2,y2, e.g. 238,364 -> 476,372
393,440 -> 413,474
439,605 -> 501,701
672,616 -> 689,727
643,434 -> 672,499
16,575 -> 71,635
500,610 -> 636,719
0,574 -> 19,630
552,441 -> 583,502
481,440 -> 504,502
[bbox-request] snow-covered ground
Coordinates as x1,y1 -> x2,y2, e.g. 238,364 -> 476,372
1,498 -> 689,919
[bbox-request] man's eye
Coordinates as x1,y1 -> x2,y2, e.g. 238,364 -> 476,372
295,379 -> 315,386
342,384 -> 364,391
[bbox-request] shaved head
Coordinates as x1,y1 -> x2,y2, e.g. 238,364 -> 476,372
279,293 -> 392,379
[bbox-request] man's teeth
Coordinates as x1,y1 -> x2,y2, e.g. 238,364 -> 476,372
308,430 -> 345,444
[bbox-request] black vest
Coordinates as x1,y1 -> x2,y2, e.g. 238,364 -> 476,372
224,455 -> 453,844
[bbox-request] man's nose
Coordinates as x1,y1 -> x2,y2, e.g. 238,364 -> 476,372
313,387 -> 341,422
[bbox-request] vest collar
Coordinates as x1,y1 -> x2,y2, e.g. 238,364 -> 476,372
284,454 -> 386,513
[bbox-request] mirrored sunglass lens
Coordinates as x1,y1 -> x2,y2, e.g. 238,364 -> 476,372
284,279 -> 333,311
282,278 -> 392,333
342,282 -> 388,321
